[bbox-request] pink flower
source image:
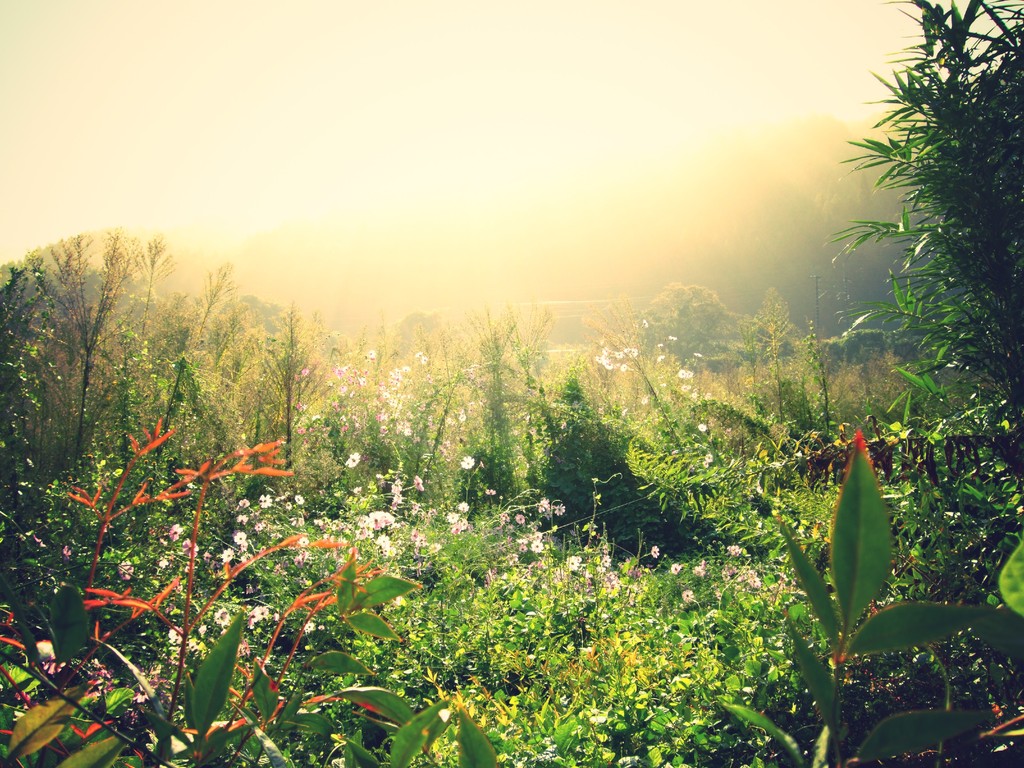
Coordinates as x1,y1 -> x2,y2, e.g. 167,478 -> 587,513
650,546 -> 660,559
670,563 -> 683,575
414,475 -> 424,492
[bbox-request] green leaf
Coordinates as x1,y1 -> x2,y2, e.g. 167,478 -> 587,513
345,741 -> 381,768
0,571 -> 38,663
191,612 -> 244,736
308,650 -> 372,676
252,663 -> 280,723
346,611 -> 401,641
359,575 -> 420,609
340,686 -> 414,725
391,701 -> 452,768
999,535 -> 1024,616
786,618 -> 836,733
8,685 -> 88,761
252,726 -> 292,768
291,712 -> 334,737
103,687 -> 134,718
103,642 -> 167,719
811,725 -> 830,768
457,709 -> 497,768
779,522 -> 839,648
723,704 -> 805,768
831,436 -> 891,634
971,607 -> 1024,660
53,735 -> 124,768
849,603 -> 991,655
50,584 -> 89,663
857,710 -> 991,761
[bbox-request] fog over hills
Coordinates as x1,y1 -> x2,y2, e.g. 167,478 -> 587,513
36,115 -> 904,340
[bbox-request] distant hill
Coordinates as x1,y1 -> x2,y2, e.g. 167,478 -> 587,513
12,115 -> 904,340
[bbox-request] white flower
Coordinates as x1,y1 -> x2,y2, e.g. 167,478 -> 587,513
294,494 -> 304,505
346,452 -> 361,468
460,456 -> 475,470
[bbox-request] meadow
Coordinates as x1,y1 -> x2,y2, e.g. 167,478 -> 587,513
3,3 -> 1024,765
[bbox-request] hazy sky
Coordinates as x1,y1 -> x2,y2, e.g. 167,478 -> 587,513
0,1 -> 921,264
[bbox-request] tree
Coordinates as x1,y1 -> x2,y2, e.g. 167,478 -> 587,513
643,283 -> 735,358
753,288 -> 796,421
46,231 -> 137,463
843,0 -> 1024,414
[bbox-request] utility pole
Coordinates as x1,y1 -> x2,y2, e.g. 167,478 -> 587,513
810,274 -> 822,337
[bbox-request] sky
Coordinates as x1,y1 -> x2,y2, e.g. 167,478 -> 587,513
0,0 -> 922,267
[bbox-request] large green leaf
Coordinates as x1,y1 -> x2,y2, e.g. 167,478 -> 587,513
972,607 -> 1024,660
53,735 -> 124,768
252,663 -> 280,723
723,704 -> 805,768
811,726 -> 830,768
786,618 -> 836,733
857,709 -> 991,761
50,584 -> 89,663
346,611 -> 401,641
339,686 -> 414,725
359,575 -> 420,609
457,710 -> 497,768
8,685 -> 88,761
779,522 -> 839,648
345,741 -> 381,768
252,725 -> 293,768
848,603 -> 992,655
391,700 -> 451,768
999,535 -> 1024,616
831,435 -> 891,634
309,650 -> 372,676
191,612 -> 244,736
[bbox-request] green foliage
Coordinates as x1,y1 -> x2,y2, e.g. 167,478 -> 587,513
842,0 -> 1024,414
730,432 -> 1021,764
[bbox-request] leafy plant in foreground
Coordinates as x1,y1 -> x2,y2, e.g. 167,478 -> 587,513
0,422 -> 496,768
727,430 -> 1024,766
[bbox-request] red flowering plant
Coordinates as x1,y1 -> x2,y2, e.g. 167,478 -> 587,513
0,422 -> 496,767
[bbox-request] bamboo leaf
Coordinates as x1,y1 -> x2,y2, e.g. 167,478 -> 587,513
857,710 -> 990,761
723,704 -> 805,768
848,603 -> 992,655
831,433 -> 891,634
